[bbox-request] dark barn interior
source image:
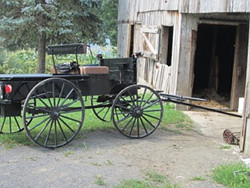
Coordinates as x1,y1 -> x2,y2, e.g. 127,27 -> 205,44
193,24 -> 237,106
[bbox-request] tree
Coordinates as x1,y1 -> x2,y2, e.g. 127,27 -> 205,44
0,0 -> 103,73
99,0 -> 118,46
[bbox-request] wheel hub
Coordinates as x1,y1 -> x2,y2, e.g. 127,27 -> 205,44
50,109 -> 60,120
132,107 -> 143,118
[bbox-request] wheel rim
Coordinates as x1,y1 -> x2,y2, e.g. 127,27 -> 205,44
91,95 -> 112,122
0,116 -> 24,134
23,78 -> 84,148
112,85 -> 163,138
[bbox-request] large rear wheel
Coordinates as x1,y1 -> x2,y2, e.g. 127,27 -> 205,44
23,78 -> 84,149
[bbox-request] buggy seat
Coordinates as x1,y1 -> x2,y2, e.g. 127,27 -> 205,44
51,65 -> 109,75
79,66 -> 109,75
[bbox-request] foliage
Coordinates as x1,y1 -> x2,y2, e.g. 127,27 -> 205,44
212,163 -> 250,188
0,0 -> 108,72
0,0 -> 104,49
0,47 -> 117,74
99,0 -> 118,46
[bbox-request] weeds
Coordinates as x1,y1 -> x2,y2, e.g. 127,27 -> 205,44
190,176 -> 206,181
212,163 -> 250,188
116,171 -> 179,188
94,175 -> 106,186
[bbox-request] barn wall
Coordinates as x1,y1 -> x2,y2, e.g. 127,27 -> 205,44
118,0 -> 250,152
132,11 -> 181,93
175,15 -> 198,97
240,16 -> 250,153
118,0 -> 250,20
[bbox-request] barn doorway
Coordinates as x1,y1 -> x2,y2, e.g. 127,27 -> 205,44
193,24 -> 239,109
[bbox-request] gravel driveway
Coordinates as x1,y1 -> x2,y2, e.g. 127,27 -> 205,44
0,111 -> 243,188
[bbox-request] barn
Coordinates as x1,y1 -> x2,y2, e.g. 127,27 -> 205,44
117,0 -> 250,153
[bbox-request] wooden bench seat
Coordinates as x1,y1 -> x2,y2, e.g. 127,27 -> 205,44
52,66 -> 109,75
79,66 -> 109,75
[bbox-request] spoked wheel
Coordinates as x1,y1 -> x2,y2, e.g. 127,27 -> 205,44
90,95 -> 113,122
0,99 -> 36,134
23,78 -> 85,149
111,84 -> 163,138
0,116 -> 24,134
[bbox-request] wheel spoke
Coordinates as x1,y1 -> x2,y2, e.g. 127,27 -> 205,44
42,87 -> 53,108
56,119 -> 68,142
129,118 -> 136,136
139,117 -> 148,135
114,112 -> 131,124
60,98 -> 79,110
57,83 -> 65,107
34,119 -> 51,141
139,88 -> 147,107
27,104 -> 51,113
114,106 -> 130,122
114,103 -> 131,111
143,113 -> 161,121
60,108 -> 83,114
143,109 -> 162,113
137,118 -> 140,138
13,116 -> 22,131
59,88 -> 74,107
36,95 -> 52,110
26,113 -> 50,120
121,116 -> 134,132
54,120 -> 58,146
58,117 -> 76,134
142,99 -> 160,110
44,120 -> 54,146
8,117 -> 11,133
52,82 -> 56,107
141,115 -> 156,129
127,89 -> 136,107
28,117 -> 50,132
60,115 -> 82,124
0,117 -> 6,132
142,92 -> 154,107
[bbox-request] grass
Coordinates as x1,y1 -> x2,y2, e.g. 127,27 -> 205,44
0,101 -> 192,148
211,163 -> 250,188
116,171 -> 179,188
161,103 -> 193,133
219,145 -> 232,150
64,150 -> 74,157
94,175 -> 106,186
190,176 -> 206,181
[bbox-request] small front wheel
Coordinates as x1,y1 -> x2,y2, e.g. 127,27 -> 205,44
111,85 -> 163,138
23,78 -> 85,148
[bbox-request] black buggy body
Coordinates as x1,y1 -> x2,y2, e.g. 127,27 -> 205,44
0,44 -> 163,148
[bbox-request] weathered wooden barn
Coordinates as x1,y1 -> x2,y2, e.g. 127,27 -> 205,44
117,0 -> 250,153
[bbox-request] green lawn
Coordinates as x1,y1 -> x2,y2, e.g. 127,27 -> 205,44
0,100 -> 192,148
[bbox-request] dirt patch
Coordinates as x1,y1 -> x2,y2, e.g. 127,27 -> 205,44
0,111 -> 244,188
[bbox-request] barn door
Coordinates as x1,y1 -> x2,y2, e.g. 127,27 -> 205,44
230,25 -> 248,110
141,26 -> 160,60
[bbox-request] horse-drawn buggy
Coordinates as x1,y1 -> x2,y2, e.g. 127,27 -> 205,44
0,43 -> 164,148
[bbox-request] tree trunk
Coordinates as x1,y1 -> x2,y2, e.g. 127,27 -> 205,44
37,31 -> 46,73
